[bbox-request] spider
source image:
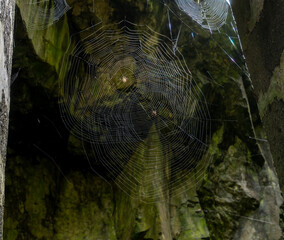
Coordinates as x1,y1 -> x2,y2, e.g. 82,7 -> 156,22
152,110 -> 157,117
122,76 -> 127,83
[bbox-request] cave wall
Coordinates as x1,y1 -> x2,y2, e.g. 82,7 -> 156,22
3,0 -> 284,239
231,0 -> 284,192
0,0 -> 15,238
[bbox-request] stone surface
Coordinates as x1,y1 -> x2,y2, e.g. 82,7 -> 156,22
3,1 -> 283,239
0,0 -> 15,238
231,0 -> 284,191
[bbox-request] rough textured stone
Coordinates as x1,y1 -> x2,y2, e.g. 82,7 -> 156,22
231,0 -> 284,191
3,1 -> 283,239
0,0 -> 15,238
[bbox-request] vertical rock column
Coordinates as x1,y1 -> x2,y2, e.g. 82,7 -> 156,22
231,0 -> 284,190
0,0 -> 15,238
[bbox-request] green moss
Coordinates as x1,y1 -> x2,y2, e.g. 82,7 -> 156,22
209,125 -> 224,157
54,172 -> 116,240
258,51 -> 284,118
177,205 -> 209,239
16,1 -> 70,74
8,1 -> 282,239
199,137 -> 260,240
24,165 -> 53,239
114,125 -> 165,239
4,218 -> 18,240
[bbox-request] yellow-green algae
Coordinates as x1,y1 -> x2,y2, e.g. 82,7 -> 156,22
5,0 -> 283,239
54,172 -> 116,240
16,0 -> 70,74
115,124 -> 209,239
258,50 -> 284,118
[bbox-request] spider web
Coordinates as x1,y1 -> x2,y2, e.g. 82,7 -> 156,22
23,0 -> 70,30
175,0 -> 229,31
59,20 -> 212,202
164,0 -> 249,79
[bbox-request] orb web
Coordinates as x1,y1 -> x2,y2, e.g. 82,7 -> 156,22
175,0 -> 229,31
59,20 -> 211,202
23,0 -> 70,30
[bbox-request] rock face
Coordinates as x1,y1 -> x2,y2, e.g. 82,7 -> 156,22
3,0 -> 283,240
231,0 -> 284,192
0,0 -> 15,238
